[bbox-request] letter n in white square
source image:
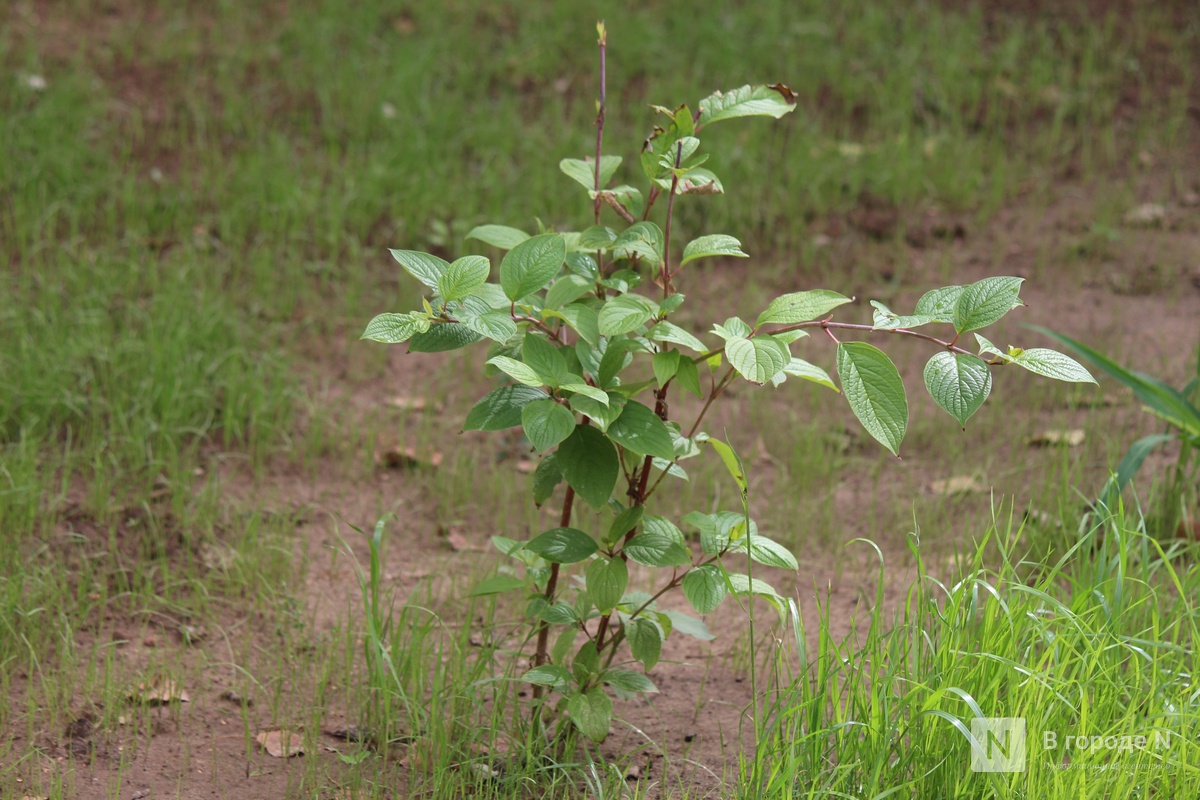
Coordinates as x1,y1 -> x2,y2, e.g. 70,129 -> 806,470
971,717 -> 1026,772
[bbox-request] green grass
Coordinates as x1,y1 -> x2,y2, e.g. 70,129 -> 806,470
1,0 -> 1197,796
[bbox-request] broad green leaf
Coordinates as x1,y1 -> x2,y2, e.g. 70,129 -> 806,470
952,276 -> 1024,334
696,83 -> 798,127
757,290 -> 852,326
653,167 -> 723,195
913,285 -> 964,322
566,251 -> 599,279
682,565 -> 726,614
407,323 -> 482,353
1010,348 -> 1097,384
602,669 -> 658,694
586,557 -> 628,614
598,295 -> 656,336
362,312 -> 430,344
656,135 -> 701,169
674,358 -> 702,397
568,687 -> 613,743
459,308 -> 517,343
531,454 -> 562,507
561,381 -> 609,406
389,249 -> 448,290
726,573 -> 783,602
521,665 -> 572,689
551,627 -> 578,665
660,609 -> 714,640
870,300 -> 936,331
653,349 -> 681,388
487,356 -> 544,387
500,233 -> 566,301
625,618 -> 663,670
577,225 -> 617,250
606,505 -> 645,545
680,234 -> 748,266
570,391 -> 625,431
647,321 -> 707,352
560,155 -> 622,190
707,439 -> 747,494
544,274 -> 594,310
469,574 -> 527,597
560,303 -> 600,346
598,339 -> 635,388
463,385 -> 548,431
557,425 -> 619,508
467,225 -> 530,250
713,317 -> 752,341
730,535 -> 799,570
521,399 -> 575,452
923,351 -> 992,427
523,335 -> 568,386
612,222 -> 664,266
783,358 -> 838,391
726,336 -> 790,384
437,256 -> 490,302
623,531 -> 691,567
525,527 -> 597,564
836,342 -> 908,456
607,401 -> 676,460
773,329 -> 809,345
974,332 -> 1005,360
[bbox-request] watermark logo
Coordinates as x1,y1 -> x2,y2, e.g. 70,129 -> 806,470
971,717 -> 1026,773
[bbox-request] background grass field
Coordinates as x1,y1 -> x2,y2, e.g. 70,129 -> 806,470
1,1 -> 1198,797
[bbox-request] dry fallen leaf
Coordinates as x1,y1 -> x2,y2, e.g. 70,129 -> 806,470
930,476 -> 987,496
515,459 -> 536,474
257,729 -> 304,758
1028,429 -> 1085,447
385,395 -> 432,412
380,446 -> 443,470
1123,202 -> 1166,227
132,676 -> 189,705
199,541 -> 236,571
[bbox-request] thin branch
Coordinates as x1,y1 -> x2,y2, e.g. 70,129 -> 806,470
592,22 -> 607,225
659,142 -> 683,297
694,319 -> 985,363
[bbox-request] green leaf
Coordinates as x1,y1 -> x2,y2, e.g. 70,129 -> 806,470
557,425 -> 619,509
606,505 -> 645,545
389,249 -> 448,290
913,286 -> 964,323
654,167 -> 723,195
544,274 -> 594,310
623,531 -> 691,567
923,351 -> 992,427
560,155 -> 622,190
568,688 -> 612,743
660,609 -> 714,640
570,391 -> 625,431
603,669 -> 658,694
523,335 -> 568,387
726,336 -> 790,384
407,322 -> 482,353
674,358 -> 702,397
598,295 -> 656,336
561,381 -> 609,406
577,225 -> 617,250
362,312 -> 431,344
566,251 -> 599,280
653,349 -> 681,388
870,300 -> 936,331
682,564 -> 726,614
783,358 -> 838,391
459,309 -> 517,343
525,527 -> 597,564
626,618 -> 662,670
836,342 -> 908,456
560,303 -> 600,347
952,276 -> 1024,334
726,573 -> 783,602
647,321 -> 707,352
467,225 -> 530,250
757,290 -> 852,326
1009,348 -> 1097,384
437,255 -> 490,302
607,401 -> 676,460
680,234 -> 747,266
500,233 -> 566,301
612,222 -> 664,266
531,454 -> 562,507
713,317 -> 752,341
597,339 -> 634,388
732,535 -> 799,570
707,440 -> 747,494
487,356 -> 545,387
463,385 -> 548,431
521,665 -> 572,689
469,574 -> 527,597
696,83 -> 798,127
521,399 -> 575,452
586,557 -> 628,614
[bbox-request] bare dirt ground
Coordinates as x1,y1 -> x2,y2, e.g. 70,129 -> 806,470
19,156 -> 1196,798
